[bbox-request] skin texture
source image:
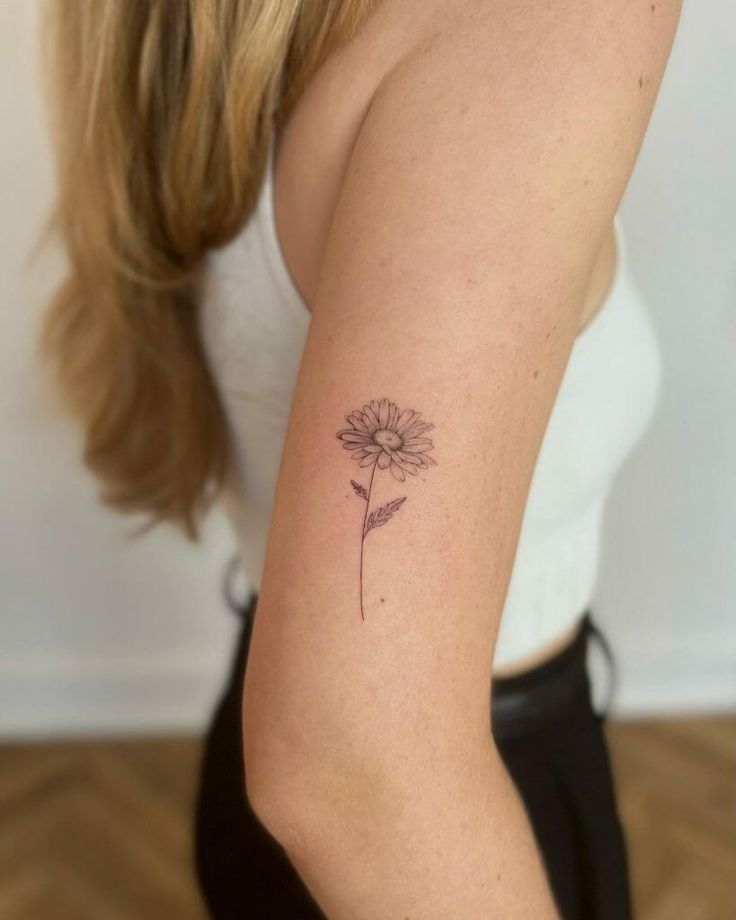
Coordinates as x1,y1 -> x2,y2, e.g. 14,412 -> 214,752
241,2 -> 682,916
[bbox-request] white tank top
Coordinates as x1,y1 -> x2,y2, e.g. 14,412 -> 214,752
197,144 -> 663,669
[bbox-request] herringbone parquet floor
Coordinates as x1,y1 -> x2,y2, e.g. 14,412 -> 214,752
0,717 -> 733,919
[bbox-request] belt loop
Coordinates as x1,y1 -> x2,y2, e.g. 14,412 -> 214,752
222,553 -> 257,620
583,607 -> 618,720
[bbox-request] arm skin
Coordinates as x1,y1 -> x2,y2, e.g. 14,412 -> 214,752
242,2 -> 681,917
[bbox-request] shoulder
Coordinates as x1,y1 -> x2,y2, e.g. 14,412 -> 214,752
365,0 -> 683,157
322,0 -> 682,281
313,0 -> 682,321
362,0 -> 683,90
276,1 -> 680,310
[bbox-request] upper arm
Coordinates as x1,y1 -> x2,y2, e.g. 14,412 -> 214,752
243,0 -> 680,805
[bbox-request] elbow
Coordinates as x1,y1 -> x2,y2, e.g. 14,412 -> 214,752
243,722 -> 384,858
241,707 -> 307,849
243,692 -> 420,863
242,743 -> 288,845
240,621 -> 499,857
243,740 -> 323,853
241,689 -> 356,854
241,640 -> 392,853
244,718 -> 499,864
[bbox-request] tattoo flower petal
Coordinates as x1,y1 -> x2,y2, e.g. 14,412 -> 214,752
336,399 -> 436,472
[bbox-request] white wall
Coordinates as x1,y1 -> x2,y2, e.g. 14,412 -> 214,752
1,2 -> 733,738
0,3 -> 241,737
590,0 -> 736,716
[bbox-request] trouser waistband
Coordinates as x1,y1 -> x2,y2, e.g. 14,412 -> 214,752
491,609 -> 616,740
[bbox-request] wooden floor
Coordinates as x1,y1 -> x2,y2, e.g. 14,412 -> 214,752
0,716 -> 732,919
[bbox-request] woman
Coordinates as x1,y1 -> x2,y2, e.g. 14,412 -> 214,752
38,1 -> 682,917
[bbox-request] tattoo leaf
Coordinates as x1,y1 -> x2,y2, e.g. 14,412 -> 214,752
363,497 -> 407,537
350,479 -> 368,500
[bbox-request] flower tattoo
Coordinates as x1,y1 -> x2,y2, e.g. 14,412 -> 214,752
336,398 -> 436,620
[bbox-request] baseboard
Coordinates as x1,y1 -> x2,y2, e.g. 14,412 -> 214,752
588,645 -> 736,719
0,651 -> 232,739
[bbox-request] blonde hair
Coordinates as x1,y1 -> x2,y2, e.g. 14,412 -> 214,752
35,0 -> 373,540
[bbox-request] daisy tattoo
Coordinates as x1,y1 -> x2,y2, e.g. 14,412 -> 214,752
336,398 -> 437,620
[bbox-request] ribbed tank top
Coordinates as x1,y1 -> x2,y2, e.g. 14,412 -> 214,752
197,145 -> 663,669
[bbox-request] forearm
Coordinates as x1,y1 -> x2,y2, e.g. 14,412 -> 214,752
268,744 -> 559,919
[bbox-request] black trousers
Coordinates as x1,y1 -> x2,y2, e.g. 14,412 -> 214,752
194,594 -> 632,919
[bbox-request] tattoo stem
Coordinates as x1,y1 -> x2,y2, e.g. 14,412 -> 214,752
358,462 -> 378,621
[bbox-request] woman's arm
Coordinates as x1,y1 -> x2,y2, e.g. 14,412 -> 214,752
242,3 -> 681,917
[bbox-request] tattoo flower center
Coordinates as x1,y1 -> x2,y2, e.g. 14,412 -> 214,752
336,398 -> 437,620
374,429 -> 403,451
